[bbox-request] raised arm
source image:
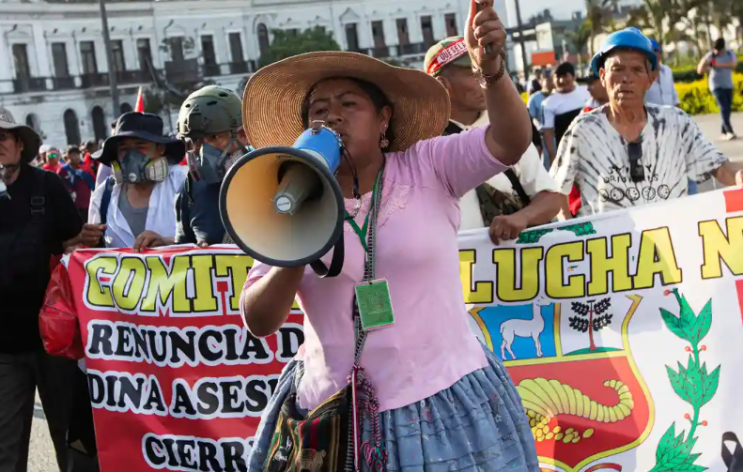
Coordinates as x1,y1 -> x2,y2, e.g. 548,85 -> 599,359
696,53 -> 711,75
465,0 -> 531,165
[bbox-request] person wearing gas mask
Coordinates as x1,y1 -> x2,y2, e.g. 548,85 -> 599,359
175,85 -> 250,246
88,112 -> 187,250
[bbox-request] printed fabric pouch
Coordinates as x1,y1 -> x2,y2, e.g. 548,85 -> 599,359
264,358 -> 353,472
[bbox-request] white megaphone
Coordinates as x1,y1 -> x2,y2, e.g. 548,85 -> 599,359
220,121 -> 346,277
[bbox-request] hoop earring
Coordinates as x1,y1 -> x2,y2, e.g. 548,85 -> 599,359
379,132 -> 389,149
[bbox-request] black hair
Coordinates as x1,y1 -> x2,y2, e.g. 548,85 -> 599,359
714,38 -> 725,51
555,62 -> 576,78
300,77 -> 396,149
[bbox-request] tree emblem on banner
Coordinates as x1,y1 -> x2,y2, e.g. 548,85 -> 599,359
568,298 -> 613,352
650,289 -> 720,472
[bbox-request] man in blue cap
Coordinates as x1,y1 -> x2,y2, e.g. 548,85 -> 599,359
645,39 -> 679,108
549,28 -> 742,218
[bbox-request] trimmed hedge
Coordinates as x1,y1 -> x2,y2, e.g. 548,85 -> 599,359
676,74 -> 743,115
671,56 -> 743,83
521,73 -> 743,115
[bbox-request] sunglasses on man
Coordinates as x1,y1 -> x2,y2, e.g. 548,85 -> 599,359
627,141 -> 645,183
48,152 -> 59,159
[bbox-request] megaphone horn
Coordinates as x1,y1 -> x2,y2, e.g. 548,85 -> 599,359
220,121 -> 346,277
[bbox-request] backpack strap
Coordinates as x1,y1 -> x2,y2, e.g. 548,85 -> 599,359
97,177 -> 115,247
30,168 -> 46,218
99,176 -> 115,226
504,168 -> 531,206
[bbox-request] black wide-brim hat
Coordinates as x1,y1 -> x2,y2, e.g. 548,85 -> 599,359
95,112 -> 185,167
0,109 -> 41,164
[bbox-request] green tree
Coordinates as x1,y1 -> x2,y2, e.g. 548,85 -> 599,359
585,0 -> 619,56
566,19 -> 593,71
258,27 -> 341,68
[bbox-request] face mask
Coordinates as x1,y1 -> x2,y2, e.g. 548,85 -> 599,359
112,150 -> 169,184
191,140 -> 246,184
0,163 -> 17,200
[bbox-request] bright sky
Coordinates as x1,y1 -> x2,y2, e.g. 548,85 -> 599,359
507,0 -> 641,23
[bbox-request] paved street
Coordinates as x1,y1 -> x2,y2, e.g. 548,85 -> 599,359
24,113 -> 743,472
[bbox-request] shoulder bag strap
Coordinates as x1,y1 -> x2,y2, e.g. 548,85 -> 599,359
309,237 -> 344,278
504,168 -> 531,206
99,176 -> 115,226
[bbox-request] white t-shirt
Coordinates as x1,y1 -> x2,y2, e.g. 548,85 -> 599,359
645,64 -> 680,107
455,113 -> 558,230
550,105 -> 727,216
542,87 -> 591,129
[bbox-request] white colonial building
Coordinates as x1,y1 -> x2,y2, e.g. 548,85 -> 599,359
0,0 -> 509,148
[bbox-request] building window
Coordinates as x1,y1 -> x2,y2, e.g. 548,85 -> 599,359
12,44 -> 31,78
167,37 -> 185,61
228,32 -> 244,63
201,35 -> 217,66
345,23 -> 359,51
257,23 -> 270,55
25,113 -> 41,133
396,18 -> 409,45
80,41 -> 98,75
63,109 -> 81,145
287,28 -> 299,37
111,40 -> 125,72
445,13 -> 458,37
371,21 -> 385,48
91,106 -> 107,143
51,42 -> 70,77
421,16 -> 434,46
136,38 -> 152,71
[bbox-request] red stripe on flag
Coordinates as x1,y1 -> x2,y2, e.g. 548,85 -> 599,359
724,188 -> 743,214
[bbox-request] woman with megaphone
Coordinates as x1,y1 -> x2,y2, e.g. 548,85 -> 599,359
233,1 -> 539,471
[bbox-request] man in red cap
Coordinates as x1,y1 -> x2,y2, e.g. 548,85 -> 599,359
424,36 -> 563,244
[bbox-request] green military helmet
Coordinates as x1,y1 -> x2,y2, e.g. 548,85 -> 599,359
177,85 -> 242,139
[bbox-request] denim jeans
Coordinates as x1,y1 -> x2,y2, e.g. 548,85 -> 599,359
712,88 -> 735,135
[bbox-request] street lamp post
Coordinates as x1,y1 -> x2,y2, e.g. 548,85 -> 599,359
513,0 -> 530,79
98,0 -> 120,117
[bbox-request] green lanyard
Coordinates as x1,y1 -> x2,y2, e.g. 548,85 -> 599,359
345,168 -> 383,252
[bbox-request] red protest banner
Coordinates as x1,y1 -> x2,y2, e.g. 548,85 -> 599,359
41,246 -> 303,472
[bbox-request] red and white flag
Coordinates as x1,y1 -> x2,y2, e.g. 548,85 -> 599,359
134,87 -> 145,113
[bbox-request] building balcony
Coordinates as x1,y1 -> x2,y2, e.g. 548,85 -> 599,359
202,62 -> 221,77
117,70 -> 150,85
164,58 -> 201,85
398,42 -> 428,56
80,72 -> 109,89
13,77 -> 46,93
370,46 -> 390,58
52,76 -> 76,90
229,61 -> 250,75
202,61 -> 258,77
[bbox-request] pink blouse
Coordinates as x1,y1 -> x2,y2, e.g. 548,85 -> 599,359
243,127 -> 509,412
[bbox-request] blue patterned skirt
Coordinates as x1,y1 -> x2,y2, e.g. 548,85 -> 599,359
248,345 -> 540,472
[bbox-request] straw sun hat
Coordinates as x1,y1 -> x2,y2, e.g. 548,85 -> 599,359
242,51 -> 451,152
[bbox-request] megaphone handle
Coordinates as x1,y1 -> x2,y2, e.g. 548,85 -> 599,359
310,232 -> 345,278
